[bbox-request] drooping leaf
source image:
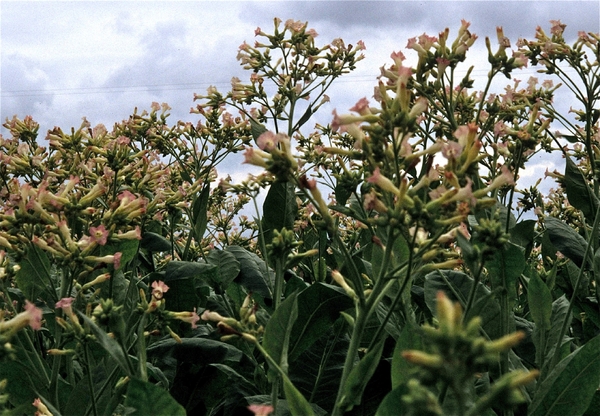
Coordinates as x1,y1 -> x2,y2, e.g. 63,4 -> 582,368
339,337 -> 386,412
391,325 -> 423,390
529,334 -> 600,416
15,244 -> 53,303
288,283 -> 353,362
544,216 -> 588,268
226,246 -> 272,299
510,219 -> 536,254
263,292 -> 299,377
540,295 -> 572,378
206,249 -> 241,289
146,337 -> 243,366
164,261 -> 216,281
140,232 -> 172,252
282,375 -> 316,416
124,378 -> 186,416
564,154 -> 599,223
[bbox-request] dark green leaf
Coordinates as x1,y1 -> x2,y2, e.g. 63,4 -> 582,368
339,337 -> 386,411
263,292 -> 299,376
391,325 -> 423,390
487,243 -> 525,309
375,384 -> 409,416
262,181 -> 297,244
544,216 -> 589,268
162,277 -> 199,312
207,249 -> 241,289
510,220 -> 536,252
164,261 -> 216,282
564,154 -> 599,223
250,119 -> 268,140
15,245 -> 52,302
146,337 -> 243,366
528,270 -> 552,330
140,232 -> 172,252
540,295 -> 572,378
226,246 -> 272,299
79,313 -> 134,378
282,375 -> 315,416
289,283 -> 353,362
192,183 -> 211,240
124,378 -> 186,416
529,334 -> 600,416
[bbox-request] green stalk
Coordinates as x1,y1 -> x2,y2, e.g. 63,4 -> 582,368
83,342 -> 99,416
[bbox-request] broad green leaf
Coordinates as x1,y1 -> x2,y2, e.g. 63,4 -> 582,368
564,154 -> 599,223
528,270 -> 552,330
207,249 -> 241,289
375,384 -> 409,416
262,181 -> 297,244
124,378 -> 186,416
529,334 -> 600,416
161,276 -> 199,312
283,375 -> 315,416
510,219 -> 536,253
140,231 -> 172,252
16,244 -> 53,302
424,270 -> 503,339
226,246 -> 272,299
164,261 -> 216,281
263,292 -> 299,376
79,313 -> 134,378
192,183 -> 211,240
487,243 -> 525,309
99,239 -> 139,270
339,337 -> 386,412
544,216 -> 588,268
289,321 -> 349,411
391,325 -> 423,390
146,337 -> 243,366
540,295 -> 572,378
288,283 -> 353,362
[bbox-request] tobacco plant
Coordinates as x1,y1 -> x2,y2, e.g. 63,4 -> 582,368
1,17 -> 599,416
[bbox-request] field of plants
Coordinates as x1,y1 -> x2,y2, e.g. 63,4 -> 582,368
1,17 -> 600,416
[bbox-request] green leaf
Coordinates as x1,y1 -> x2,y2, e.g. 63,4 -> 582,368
226,246 -> 272,299
391,325 -> 423,390
510,219 -> 536,253
79,313 -> 134,378
339,337 -> 386,412
540,295 -> 572,377
263,292 -> 299,377
545,216 -> 588,268
124,378 -> 186,416
564,154 -> 599,223
164,261 -> 216,281
192,183 -> 211,240
487,243 -> 525,309
140,232 -> 172,252
262,181 -> 297,244
529,334 -> 600,416
250,119 -> 268,140
16,244 -> 53,302
99,239 -> 139,270
376,384 -> 409,416
288,283 -> 354,362
207,249 -> 241,289
528,270 -> 552,330
424,270 -> 503,339
283,375 -> 316,416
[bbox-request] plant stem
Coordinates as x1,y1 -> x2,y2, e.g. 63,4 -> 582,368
83,342 -> 99,416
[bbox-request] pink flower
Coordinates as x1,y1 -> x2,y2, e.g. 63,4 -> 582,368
367,167 -> 401,196
89,224 -> 109,246
550,20 -> 566,36
256,131 -> 280,151
243,147 -> 268,167
349,97 -> 370,116
151,280 -> 170,300
170,309 -> 200,329
24,300 -> 43,330
33,397 -> 52,416
247,404 -> 274,416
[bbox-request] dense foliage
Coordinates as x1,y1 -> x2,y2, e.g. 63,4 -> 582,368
1,17 -> 600,416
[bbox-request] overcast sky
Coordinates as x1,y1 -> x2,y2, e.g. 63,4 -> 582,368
2,1 -> 599,190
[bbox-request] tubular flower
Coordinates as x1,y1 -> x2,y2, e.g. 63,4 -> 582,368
0,301 -> 43,334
